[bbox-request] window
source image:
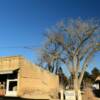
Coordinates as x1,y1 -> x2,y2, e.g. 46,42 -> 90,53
9,81 -> 17,91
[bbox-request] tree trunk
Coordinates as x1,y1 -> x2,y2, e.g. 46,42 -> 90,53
73,56 -> 81,100
74,75 -> 80,100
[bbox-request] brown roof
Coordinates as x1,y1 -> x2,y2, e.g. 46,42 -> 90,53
96,76 -> 100,80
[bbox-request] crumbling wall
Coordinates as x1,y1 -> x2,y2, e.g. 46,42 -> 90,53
18,57 -> 59,99
0,56 -> 20,71
0,56 -> 59,99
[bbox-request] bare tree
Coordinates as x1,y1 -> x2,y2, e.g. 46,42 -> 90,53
39,18 -> 100,100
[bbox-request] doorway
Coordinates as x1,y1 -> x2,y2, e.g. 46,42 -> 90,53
6,79 -> 18,96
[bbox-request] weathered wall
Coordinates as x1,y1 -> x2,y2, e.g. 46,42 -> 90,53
18,57 -> 59,99
0,56 -> 59,99
0,56 -> 20,71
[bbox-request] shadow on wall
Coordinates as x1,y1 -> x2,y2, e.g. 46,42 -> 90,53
0,97 -> 31,100
0,97 -> 49,100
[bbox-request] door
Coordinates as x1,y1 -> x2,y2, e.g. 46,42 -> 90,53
6,79 -> 18,96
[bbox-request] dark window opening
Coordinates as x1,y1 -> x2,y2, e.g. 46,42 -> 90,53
9,81 -> 17,91
8,70 -> 18,79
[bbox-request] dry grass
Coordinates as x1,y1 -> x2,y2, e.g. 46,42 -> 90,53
82,88 -> 100,100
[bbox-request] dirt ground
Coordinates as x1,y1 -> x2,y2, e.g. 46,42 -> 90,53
82,88 -> 100,100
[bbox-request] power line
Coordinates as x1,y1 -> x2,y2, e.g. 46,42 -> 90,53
0,45 -> 41,51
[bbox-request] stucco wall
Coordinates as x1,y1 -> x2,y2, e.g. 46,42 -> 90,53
0,56 -> 59,99
18,57 -> 59,99
0,56 -> 20,71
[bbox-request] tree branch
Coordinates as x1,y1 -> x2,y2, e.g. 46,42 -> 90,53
74,26 -> 98,57
79,47 -> 100,85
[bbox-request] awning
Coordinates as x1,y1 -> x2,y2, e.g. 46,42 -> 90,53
0,70 -> 13,74
0,68 -> 19,74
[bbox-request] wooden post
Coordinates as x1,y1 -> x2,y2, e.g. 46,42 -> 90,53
60,90 -> 64,100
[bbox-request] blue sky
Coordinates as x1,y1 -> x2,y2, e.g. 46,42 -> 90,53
0,0 -> 100,73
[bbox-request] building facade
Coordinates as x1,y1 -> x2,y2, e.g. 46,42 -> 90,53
0,56 -> 59,100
